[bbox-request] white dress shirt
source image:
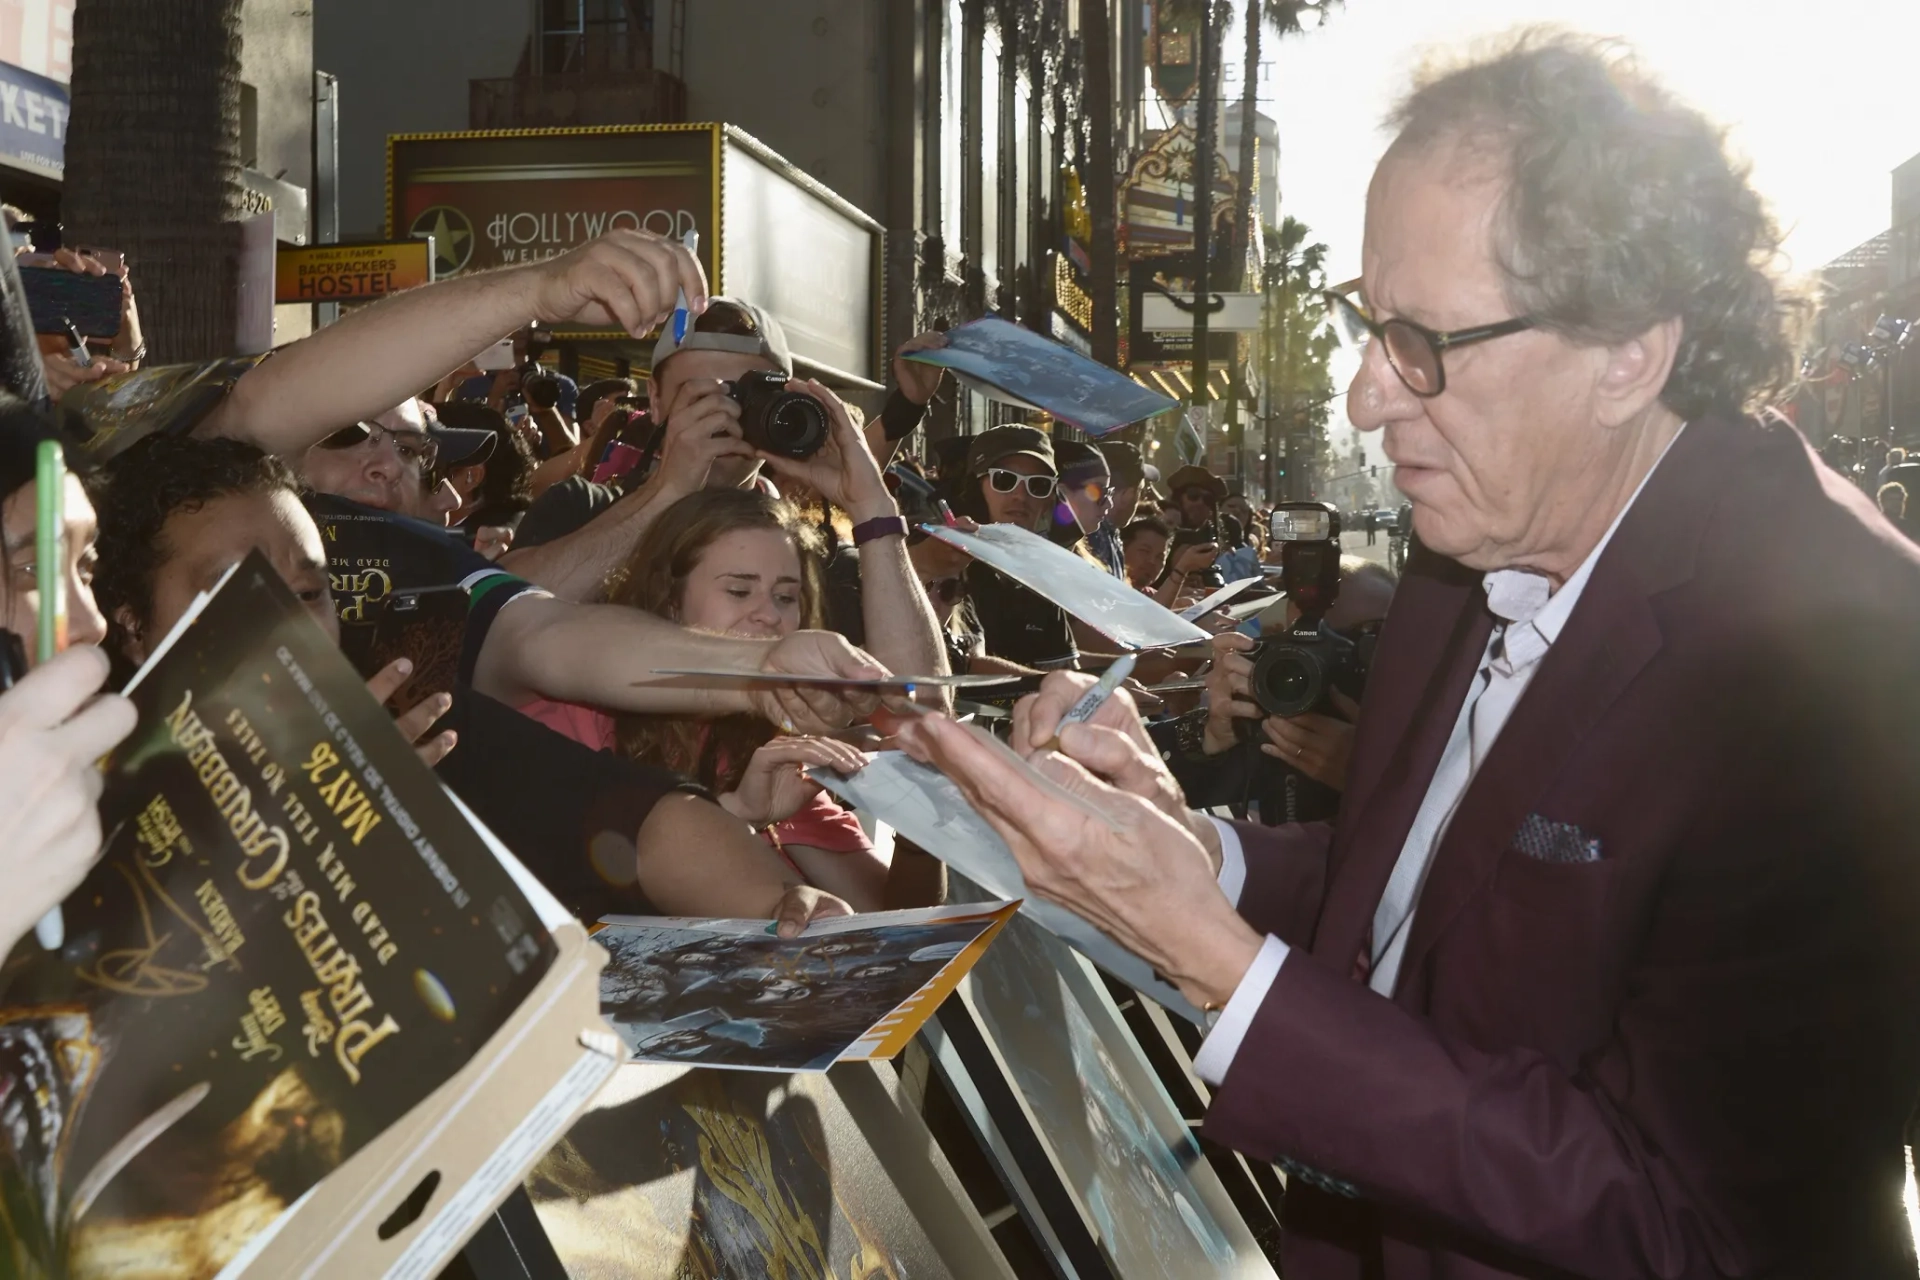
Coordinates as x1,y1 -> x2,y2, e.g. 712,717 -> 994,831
1193,430 -> 1683,1085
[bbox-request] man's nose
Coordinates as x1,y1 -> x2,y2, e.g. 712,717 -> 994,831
1346,342 -> 1421,435
363,447 -> 399,485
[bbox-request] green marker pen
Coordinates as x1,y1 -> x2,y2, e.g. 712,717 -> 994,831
35,439 -> 64,663
33,441 -> 67,952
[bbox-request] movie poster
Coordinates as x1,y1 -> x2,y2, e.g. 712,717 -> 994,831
955,896 -> 1276,1279
0,553 -> 554,1279
527,1063 -> 994,1280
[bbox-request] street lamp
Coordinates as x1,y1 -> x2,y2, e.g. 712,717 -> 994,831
1837,315 -> 1917,444
1871,314 -> 1917,349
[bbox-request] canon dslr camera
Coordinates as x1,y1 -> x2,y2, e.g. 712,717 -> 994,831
1245,502 -> 1374,719
726,370 -> 829,460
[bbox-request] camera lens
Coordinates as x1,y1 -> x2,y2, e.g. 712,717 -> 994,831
732,372 -> 830,459
763,394 -> 829,458
1250,645 -> 1323,719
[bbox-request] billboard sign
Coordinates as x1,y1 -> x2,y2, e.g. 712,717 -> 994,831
388,125 -> 882,382
388,125 -> 716,281
0,58 -> 65,179
276,241 -> 434,304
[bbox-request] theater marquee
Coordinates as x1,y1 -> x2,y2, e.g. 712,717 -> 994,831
386,124 -> 882,384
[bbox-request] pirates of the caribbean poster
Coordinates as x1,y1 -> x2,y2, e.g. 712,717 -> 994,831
0,552 -> 555,1279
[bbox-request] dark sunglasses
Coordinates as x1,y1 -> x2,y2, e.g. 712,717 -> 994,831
319,420 -> 439,471
1177,487 -> 1216,504
984,467 -> 1057,499
921,575 -> 967,605
1325,290 -> 1536,398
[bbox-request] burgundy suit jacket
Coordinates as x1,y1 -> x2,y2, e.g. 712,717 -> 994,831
1202,416 -> 1920,1278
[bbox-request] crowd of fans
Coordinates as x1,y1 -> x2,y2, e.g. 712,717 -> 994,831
8,28 -> 1920,1272
0,221 -> 1398,961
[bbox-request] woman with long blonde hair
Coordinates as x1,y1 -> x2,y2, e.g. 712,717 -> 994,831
525,487 -> 891,910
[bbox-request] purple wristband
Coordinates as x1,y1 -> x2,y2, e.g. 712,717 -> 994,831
851,515 -> 910,546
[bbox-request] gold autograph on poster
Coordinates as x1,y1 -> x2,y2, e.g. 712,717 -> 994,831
82,857 -> 217,999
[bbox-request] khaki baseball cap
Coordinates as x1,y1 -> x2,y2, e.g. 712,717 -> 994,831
649,297 -> 793,375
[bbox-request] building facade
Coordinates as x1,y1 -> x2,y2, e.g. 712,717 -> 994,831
320,0 -> 1154,439
0,0 -> 318,346
1805,148 -> 1920,454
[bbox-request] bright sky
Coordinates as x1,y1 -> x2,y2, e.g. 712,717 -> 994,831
1213,0 -> 1920,466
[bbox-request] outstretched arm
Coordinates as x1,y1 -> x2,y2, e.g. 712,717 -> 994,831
198,231 -> 706,457
472,593 -> 890,735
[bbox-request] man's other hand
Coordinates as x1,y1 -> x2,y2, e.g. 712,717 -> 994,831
1170,541 -> 1220,577
365,658 -> 458,767
1258,688 -> 1360,792
42,352 -> 129,403
755,380 -> 895,521
894,712 -> 1260,1008
528,230 -> 707,337
768,883 -> 854,938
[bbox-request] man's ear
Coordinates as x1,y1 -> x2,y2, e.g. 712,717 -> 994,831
112,605 -> 145,663
1596,316 -> 1683,428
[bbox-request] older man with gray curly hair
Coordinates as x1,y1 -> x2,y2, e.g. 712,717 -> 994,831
894,29 -> 1920,1278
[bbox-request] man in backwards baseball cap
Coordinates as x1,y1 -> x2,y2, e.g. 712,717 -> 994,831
643,297 -> 794,491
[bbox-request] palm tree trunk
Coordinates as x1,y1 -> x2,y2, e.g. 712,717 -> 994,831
1083,0 -> 1120,368
1232,0 -> 1263,287
64,0 -> 246,363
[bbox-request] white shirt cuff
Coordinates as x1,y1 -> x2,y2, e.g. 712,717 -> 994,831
1192,934 -> 1289,1086
1211,815 -> 1247,906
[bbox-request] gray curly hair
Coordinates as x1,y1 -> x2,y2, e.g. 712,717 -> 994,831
1388,29 -> 1810,420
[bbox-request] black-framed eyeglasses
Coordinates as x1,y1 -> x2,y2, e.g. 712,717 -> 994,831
319,420 -> 439,473
1325,290 -> 1536,398
984,467 -> 1057,499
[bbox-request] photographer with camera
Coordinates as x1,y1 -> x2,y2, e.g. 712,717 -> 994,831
1166,464 -> 1261,588
464,325 -> 577,461
1156,504 -> 1396,824
1122,513 -> 1224,607
488,297 -> 809,600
